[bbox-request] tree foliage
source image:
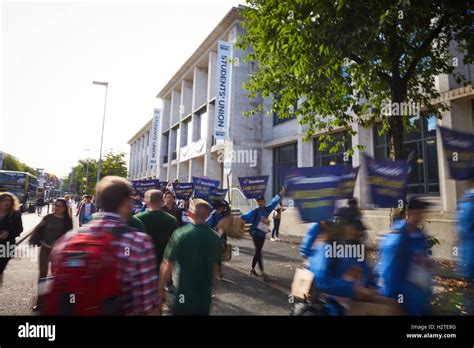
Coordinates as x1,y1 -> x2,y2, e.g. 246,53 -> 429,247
0,152 -> 39,176
239,0 -> 473,159
64,151 -> 128,195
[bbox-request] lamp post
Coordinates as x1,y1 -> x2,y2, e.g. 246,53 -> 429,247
92,81 -> 109,184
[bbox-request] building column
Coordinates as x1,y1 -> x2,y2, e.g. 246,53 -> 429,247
352,123 -> 373,209
297,123 -> 313,167
438,99 -> 473,211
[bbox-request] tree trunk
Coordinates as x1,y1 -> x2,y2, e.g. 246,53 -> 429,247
388,117 -> 404,161
387,81 -> 406,161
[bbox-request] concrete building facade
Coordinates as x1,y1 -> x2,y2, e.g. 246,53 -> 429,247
128,7 -> 474,260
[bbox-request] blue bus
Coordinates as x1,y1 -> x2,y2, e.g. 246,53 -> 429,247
0,170 -> 39,212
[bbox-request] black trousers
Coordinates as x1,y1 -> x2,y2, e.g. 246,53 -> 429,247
251,234 -> 266,271
0,241 -> 15,275
0,256 -> 12,275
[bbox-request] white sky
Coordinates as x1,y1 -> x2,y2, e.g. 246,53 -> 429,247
1,0 -> 245,177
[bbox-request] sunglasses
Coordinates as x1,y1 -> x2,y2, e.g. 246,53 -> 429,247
54,204 -> 66,208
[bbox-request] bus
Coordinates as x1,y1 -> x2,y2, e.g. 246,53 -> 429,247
0,170 -> 39,212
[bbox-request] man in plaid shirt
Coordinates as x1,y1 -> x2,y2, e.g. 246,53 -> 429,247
50,176 -> 160,315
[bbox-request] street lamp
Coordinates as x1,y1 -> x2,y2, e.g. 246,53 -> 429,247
92,81 -> 109,184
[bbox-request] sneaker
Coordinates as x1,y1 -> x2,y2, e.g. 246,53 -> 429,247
270,238 -> 275,241
275,237 -> 280,241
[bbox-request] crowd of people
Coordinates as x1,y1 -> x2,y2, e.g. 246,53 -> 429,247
0,170 -> 473,316
0,176 -> 284,315
296,169 -> 474,316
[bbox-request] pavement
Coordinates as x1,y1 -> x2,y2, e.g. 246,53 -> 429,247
0,208 -> 472,315
211,236 -> 302,315
0,210 -> 44,315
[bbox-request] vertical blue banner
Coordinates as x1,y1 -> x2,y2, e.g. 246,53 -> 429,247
214,41 -> 233,140
149,108 -> 160,166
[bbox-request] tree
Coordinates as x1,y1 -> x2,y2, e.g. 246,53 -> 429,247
239,0 -> 473,160
0,152 -> 39,176
101,152 -> 128,178
65,151 -> 127,195
2,154 -> 23,171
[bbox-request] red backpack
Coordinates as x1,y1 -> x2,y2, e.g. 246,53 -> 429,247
40,226 -> 127,315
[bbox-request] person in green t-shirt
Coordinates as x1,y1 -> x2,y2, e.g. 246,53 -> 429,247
127,215 -> 147,233
159,198 -> 222,315
136,189 -> 179,271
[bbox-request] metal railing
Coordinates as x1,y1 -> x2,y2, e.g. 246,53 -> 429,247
230,186 -> 256,214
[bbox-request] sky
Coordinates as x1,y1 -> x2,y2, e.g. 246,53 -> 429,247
0,0 -> 245,177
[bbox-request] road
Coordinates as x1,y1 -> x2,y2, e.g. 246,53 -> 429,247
0,208 -> 302,316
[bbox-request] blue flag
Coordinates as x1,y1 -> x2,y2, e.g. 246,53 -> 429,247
131,179 -> 162,198
338,166 -> 359,199
192,176 -> 220,199
283,166 -> 348,223
172,182 -> 194,200
238,175 -> 269,199
439,126 -> 474,180
208,188 -> 228,202
364,154 -> 409,208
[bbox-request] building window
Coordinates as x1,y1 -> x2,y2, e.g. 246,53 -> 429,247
181,120 -> 189,147
172,126 -> 179,161
273,102 -> 297,126
272,143 -> 298,195
193,107 -> 205,142
162,131 -> 169,164
373,115 -> 439,194
313,131 -> 352,166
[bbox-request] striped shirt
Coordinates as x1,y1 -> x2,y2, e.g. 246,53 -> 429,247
51,212 -> 159,315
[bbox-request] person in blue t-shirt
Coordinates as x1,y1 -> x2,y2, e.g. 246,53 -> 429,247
300,210 -> 376,315
300,222 -> 323,258
457,168 -> 474,281
131,193 -> 143,215
241,188 -> 285,279
376,198 -> 432,315
206,200 -> 226,230
207,200 -> 230,280
456,168 -> 474,314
